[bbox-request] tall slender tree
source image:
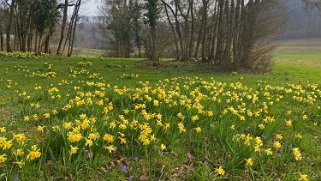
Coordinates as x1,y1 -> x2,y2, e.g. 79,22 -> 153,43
144,0 -> 159,61
6,0 -> 15,52
56,0 -> 69,55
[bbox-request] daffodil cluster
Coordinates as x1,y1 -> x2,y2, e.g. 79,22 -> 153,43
2,63 -> 319,179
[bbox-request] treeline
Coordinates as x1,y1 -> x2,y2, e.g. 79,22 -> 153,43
0,0 -> 82,56
283,0 -> 321,39
100,0 -> 285,72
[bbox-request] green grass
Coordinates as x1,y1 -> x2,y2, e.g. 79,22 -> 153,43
73,48 -> 108,57
0,44 -> 320,180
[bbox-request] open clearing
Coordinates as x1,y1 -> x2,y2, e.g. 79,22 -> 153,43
0,42 -> 320,180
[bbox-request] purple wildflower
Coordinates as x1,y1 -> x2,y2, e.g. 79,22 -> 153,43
128,175 -> 134,180
121,165 -> 127,173
12,176 -> 20,181
84,149 -> 92,158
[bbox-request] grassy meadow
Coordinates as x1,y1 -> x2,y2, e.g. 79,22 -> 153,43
0,40 -> 320,180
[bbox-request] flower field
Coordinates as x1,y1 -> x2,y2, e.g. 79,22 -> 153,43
0,54 -> 320,180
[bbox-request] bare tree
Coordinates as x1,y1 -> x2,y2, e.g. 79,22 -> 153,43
0,2 -> 7,51
159,0 -> 284,72
99,0 -> 137,58
62,0 -> 82,57
56,0 -> 69,55
6,0 -> 15,52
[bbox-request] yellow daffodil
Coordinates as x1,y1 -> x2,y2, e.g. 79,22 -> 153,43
292,148 -> 302,161
273,141 -> 282,150
68,132 -> 82,143
44,113 -> 50,119
215,166 -> 225,176
0,127 -> 6,133
0,154 -> 7,163
70,145 -> 78,154
299,174 -> 309,181
104,145 -> 115,153
103,134 -> 114,143
37,126 -> 45,132
194,127 -> 202,133
27,145 -> 41,160
245,158 -> 254,167
160,144 -> 167,151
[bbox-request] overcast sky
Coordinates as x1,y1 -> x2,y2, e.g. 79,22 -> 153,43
81,0 -> 100,16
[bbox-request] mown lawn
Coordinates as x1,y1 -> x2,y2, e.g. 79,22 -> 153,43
0,48 -> 320,180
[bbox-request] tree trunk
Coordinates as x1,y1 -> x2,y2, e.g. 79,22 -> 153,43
189,0 -> 195,58
34,32 -> 38,53
57,0 -> 69,55
151,25 -> 158,61
0,27 -> 3,51
67,0 -> 81,57
208,1 -> 219,62
44,34 -> 50,53
6,0 -> 16,52
37,33 -> 43,55
215,0 -> 225,64
201,0 -> 209,62
27,32 -> 33,52
163,2 -> 179,60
